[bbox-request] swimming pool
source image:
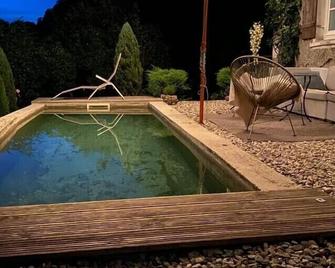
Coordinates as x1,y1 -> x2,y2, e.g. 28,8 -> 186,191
0,113 -> 250,206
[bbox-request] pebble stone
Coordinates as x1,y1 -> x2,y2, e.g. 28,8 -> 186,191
14,239 -> 335,268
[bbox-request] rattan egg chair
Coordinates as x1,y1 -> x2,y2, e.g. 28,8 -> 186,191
230,55 -> 301,139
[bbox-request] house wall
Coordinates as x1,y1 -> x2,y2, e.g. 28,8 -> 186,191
297,39 -> 335,67
297,0 -> 335,67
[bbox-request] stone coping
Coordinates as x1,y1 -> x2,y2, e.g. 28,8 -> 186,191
149,102 -> 298,191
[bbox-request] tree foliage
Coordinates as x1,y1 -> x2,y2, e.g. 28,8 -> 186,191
114,22 -> 143,95
0,0 -> 169,104
146,67 -> 190,97
216,67 -> 231,90
0,47 -> 16,111
210,67 -> 231,100
0,76 -> 9,115
265,0 -> 301,66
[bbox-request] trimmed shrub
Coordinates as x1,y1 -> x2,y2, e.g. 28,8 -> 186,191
114,22 -> 143,96
212,67 -> 231,99
146,67 -> 190,97
162,85 -> 176,95
216,67 -> 231,89
0,76 -> 9,116
0,47 -> 16,111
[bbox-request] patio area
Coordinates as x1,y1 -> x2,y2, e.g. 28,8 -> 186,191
175,101 -> 335,197
208,110 -> 335,142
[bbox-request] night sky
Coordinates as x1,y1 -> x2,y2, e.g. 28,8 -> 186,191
0,0 -> 269,91
0,0 -> 56,22
138,0 -> 269,89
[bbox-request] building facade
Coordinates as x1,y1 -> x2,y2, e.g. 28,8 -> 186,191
298,0 -> 335,67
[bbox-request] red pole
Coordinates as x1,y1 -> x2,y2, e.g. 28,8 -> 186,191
199,0 -> 209,124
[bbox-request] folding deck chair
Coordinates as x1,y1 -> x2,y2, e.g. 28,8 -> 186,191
52,53 -> 125,100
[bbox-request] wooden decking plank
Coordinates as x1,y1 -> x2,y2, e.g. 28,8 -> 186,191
0,195 -> 332,227
2,216 -> 335,257
2,206 -> 335,241
2,212 -> 335,246
0,189 -> 320,216
1,201 -> 334,234
0,189 -> 334,258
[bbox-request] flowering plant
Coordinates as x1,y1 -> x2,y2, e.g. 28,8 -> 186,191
249,22 -> 264,56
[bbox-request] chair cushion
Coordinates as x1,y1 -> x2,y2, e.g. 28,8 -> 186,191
305,89 -> 328,101
326,66 -> 335,91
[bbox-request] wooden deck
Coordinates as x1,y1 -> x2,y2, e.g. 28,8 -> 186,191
0,189 -> 335,258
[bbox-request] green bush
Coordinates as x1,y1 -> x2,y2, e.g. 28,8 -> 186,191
212,67 -> 231,99
0,76 -> 9,116
114,22 -> 143,96
162,85 -> 176,95
216,67 -> 231,89
0,47 -> 16,111
146,67 -> 190,97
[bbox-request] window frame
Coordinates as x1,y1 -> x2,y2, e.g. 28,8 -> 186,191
325,0 -> 335,39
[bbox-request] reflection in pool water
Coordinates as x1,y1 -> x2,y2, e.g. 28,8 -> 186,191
54,113 -> 124,155
0,114 -> 248,206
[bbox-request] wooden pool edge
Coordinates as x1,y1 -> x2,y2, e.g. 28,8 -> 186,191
0,97 -> 162,149
149,102 -> 298,191
32,96 -> 162,114
0,104 -> 45,150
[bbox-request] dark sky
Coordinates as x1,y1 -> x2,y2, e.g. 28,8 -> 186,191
0,0 -> 269,92
138,0 -> 269,90
0,0 -> 56,22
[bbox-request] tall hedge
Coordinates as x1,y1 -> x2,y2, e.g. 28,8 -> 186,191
0,47 -> 16,111
114,22 -> 143,96
0,76 -> 9,116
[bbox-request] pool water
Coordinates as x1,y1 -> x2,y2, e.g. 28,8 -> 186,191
0,114 -> 248,206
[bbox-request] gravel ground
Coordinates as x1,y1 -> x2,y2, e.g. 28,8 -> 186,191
174,100 -> 335,197
10,239 -> 335,267
8,100 -> 335,268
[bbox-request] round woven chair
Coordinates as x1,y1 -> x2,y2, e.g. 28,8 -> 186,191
230,55 -> 302,139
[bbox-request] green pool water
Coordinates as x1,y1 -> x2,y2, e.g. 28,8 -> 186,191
0,114 -> 248,206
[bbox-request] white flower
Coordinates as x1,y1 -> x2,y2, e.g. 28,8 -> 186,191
249,22 -> 264,56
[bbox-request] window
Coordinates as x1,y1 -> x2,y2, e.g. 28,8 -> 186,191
328,0 -> 335,31
309,0 -> 335,48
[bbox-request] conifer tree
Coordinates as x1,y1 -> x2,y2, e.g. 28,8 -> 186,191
114,22 -> 143,95
0,47 -> 16,111
0,76 -> 9,116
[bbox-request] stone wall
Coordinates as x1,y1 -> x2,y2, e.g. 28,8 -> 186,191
297,39 -> 335,67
